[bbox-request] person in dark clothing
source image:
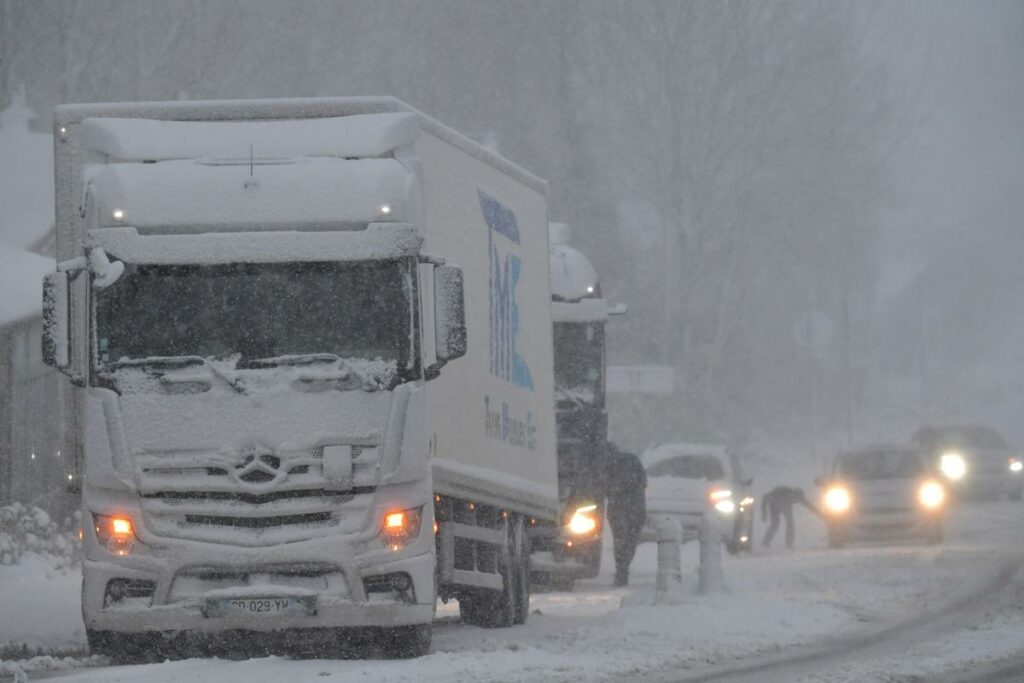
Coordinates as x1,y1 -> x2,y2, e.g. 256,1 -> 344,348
605,444 -> 647,586
761,486 -> 821,549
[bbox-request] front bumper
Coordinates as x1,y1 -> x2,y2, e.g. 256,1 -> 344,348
83,547 -> 435,633
829,510 -> 942,541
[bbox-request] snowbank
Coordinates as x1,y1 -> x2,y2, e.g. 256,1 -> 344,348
0,90 -> 54,250
0,244 -> 53,326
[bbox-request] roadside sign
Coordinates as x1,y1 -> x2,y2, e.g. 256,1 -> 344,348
607,365 -> 675,395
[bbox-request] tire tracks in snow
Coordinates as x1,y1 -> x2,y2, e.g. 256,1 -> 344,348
661,553 -> 1024,683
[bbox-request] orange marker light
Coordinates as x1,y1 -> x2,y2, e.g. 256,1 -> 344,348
111,518 -> 133,536
385,512 -> 405,529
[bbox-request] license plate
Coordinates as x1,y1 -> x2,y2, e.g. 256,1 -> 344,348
205,596 -> 314,618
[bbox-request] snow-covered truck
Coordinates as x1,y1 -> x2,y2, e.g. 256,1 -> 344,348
41,97 -> 559,659
529,223 -> 625,587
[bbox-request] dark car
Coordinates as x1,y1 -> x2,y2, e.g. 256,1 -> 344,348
911,426 -> 1023,501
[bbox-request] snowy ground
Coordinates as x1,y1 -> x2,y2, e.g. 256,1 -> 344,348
3,497 -> 1024,682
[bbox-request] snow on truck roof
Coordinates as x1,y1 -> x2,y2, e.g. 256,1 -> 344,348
56,96 -> 546,194
78,113 -> 420,161
642,442 -> 730,468
0,243 -> 52,327
86,157 -> 414,233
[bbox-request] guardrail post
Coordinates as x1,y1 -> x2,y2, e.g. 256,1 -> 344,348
654,517 -> 684,605
698,513 -> 723,594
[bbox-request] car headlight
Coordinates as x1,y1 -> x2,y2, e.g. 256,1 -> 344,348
566,503 -> 600,536
824,486 -> 851,514
940,452 -> 967,480
918,480 -> 945,509
714,499 -> 736,514
1009,458 -> 1023,473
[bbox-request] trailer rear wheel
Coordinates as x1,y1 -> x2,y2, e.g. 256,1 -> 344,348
511,514 -> 530,625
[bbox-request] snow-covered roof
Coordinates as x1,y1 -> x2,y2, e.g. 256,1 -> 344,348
87,223 -> 422,265
0,93 -> 55,250
552,299 -> 613,323
550,242 -> 599,301
641,442 -> 729,468
78,113 -> 419,161
86,157 -> 413,232
0,243 -> 52,327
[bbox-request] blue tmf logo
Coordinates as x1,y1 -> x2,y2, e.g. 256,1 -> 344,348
480,191 -> 534,390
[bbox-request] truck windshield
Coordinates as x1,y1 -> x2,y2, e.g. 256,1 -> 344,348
95,260 -> 415,371
553,322 -> 604,405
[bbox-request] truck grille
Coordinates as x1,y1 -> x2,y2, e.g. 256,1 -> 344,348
134,446 -> 379,546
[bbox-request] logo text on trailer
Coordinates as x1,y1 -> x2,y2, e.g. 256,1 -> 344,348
480,191 -> 534,390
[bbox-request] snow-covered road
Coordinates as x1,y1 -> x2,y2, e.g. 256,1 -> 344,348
4,500 -> 1024,682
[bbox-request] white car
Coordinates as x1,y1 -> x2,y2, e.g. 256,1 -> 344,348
818,446 -> 946,548
641,443 -> 754,553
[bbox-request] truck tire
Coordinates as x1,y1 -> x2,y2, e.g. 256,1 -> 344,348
511,515 -> 530,625
386,624 -> 432,658
1010,489 -> 1023,502
460,520 -> 517,628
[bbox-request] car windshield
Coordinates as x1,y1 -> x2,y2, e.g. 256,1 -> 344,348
933,427 -> 1008,450
839,451 -> 926,480
647,454 -> 726,480
553,321 -> 605,405
95,260 -> 415,371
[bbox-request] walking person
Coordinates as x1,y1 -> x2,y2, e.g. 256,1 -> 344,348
605,443 -> 647,586
761,486 -> 821,549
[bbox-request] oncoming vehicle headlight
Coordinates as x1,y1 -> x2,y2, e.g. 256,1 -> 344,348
940,452 -> 967,481
566,504 -> 600,536
824,486 -> 851,514
1009,458 -> 1023,473
918,480 -> 945,509
708,489 -> 735,514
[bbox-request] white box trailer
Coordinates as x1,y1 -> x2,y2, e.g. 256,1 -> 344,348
42,97 -> 559,659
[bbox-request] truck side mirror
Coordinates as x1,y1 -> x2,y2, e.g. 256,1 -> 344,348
434,265 -> 467,363
42,272 -> 71,371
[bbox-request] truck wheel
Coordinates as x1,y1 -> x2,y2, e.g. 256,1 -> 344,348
511,515 -> 530,625
1010,490 -> 1023,502
459,520 -> 517,628
385,624 -> 432,658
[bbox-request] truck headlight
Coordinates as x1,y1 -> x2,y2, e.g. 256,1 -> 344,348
1009,459 -> 1022,473
714,499 -> 736,514
824,486 -> 851,514
918,480 -> 945,509
566,504 -> 599,536
940,452 -> 966,480
93,514 -> 137,557
381,507 -> 423,550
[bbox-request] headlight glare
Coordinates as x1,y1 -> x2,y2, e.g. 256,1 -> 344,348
940,452 -> 966,480
566,503 -> 600,536
1009,459 -> 1023,473
824,487 -> 851,514
918,480 -> 945,509
714,499 -> 736,514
